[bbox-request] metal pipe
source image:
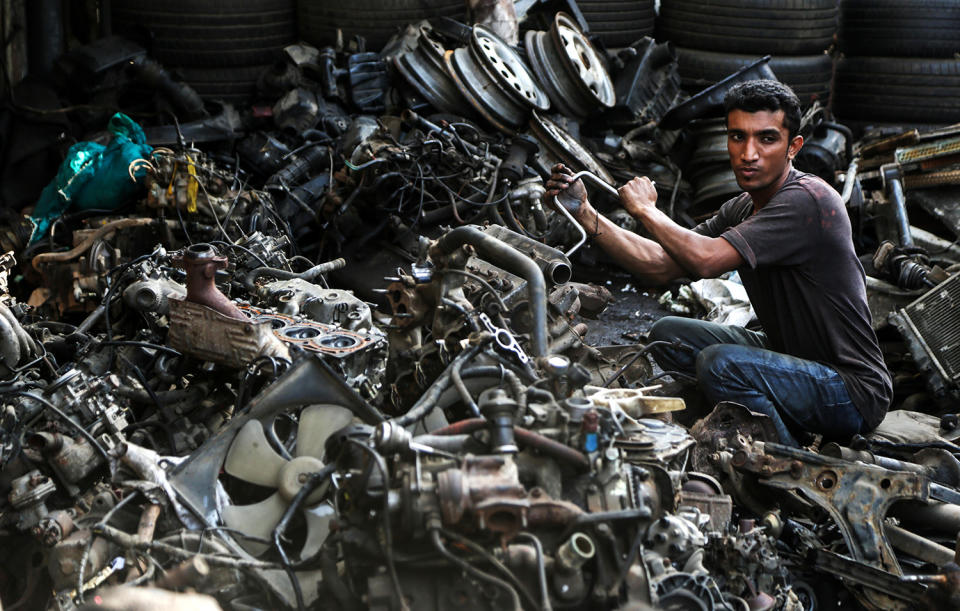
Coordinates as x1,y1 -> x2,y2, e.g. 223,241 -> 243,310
840,159 -> 859,205
882,164 -> 914,247
552,170 -> 623,257
243,258 -> 346,292
434,225 -> 548,356
178,243 -> 245,320
31,218 -> 154,270
892,502 -> 960,536
886,523 -> 955,567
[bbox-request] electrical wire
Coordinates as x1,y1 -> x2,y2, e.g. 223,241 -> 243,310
429,529 -> 522,611
346,439 -> 409,611
2,390 -> 110,462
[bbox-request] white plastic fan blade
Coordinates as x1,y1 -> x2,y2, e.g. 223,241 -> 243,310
296,405 -> 354,459
221,491 -> 288,556
300,503 -> 336,560
224,420 -> 287,487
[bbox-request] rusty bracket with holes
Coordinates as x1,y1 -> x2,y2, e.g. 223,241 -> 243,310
731,441 -> 931,609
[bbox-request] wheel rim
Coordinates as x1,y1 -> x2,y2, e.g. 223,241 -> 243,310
525,12 -> 615,119
394,26 -> 469,116
529,111 -> 614,185
444,26 -> 549,131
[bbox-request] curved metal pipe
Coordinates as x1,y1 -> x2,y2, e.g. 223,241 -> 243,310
31,218 -> 154,270
243,258 -> 347,292
434,225 -> 548,356
552,170 -> 623,257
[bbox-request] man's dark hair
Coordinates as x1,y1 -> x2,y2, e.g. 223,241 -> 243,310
723,80 -> 802,140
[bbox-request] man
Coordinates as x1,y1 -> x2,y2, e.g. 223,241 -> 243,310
546,80 -> 892,446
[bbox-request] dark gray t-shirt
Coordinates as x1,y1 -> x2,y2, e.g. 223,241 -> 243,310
693,168 -> 892,429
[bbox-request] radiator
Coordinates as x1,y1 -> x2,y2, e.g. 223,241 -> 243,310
896,273 -> 960,387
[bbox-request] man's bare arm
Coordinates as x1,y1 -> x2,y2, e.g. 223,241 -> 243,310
544,164 -> 687,285
619,178 -> 743,279
573,202 -> 688,284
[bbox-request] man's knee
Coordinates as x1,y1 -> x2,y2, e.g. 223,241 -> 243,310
648,316 -> 692,344
695,344 -> 737,389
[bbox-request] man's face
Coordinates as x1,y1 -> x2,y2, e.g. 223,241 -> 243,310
726,109 -> 803,196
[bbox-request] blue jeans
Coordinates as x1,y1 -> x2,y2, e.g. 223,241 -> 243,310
648,316 -> 864,446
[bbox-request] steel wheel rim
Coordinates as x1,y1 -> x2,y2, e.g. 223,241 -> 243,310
552,13 -> 615,109
523,30 -> 581,119
470,26 -> 549,111
394,26 -> 468,116
445,48 -> 518,132
524,12 -> 615,119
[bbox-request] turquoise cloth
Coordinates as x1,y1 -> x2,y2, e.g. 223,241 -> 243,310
29,113 -> 153,242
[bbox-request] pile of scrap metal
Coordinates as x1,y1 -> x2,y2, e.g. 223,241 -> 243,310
2,10 -> 960,611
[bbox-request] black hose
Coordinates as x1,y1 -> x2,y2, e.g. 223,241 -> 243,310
392,344 -> 485,427
6,391 -> 110,462
430,529 -> 522,611
320,540 -> 364,610
435,225 -> 548,356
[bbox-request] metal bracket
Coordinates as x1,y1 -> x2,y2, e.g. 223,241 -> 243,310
732,441 -> 931,609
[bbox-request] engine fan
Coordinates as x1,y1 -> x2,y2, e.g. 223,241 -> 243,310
220,404 -> 353,556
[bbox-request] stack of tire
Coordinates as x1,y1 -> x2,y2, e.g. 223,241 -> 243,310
656,0 -> 837,107
833,0 -> 960,126
656,0 -> 838,215
297,0 -> 467,51
577,0 -> 656,48
112,0 -> 297,104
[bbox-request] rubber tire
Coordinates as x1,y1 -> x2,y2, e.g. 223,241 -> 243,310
298,0 -> 467,51
578,0 -> 656,48
839,0 -> 960,58
176,65 -> 270,104
675,47 -> 833,106
656,0 -> 839,55
112,0 -> 295,68
833,56 -> 960,123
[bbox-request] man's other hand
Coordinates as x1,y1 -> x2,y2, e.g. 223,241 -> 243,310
545,163 -> 587,214
619,176 -> 657,217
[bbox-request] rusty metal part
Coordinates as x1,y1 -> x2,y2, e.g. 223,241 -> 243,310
175,243 -> 245,320
436,455 -> 528,537
125,503 -> 163,583
433,225 -> 548,357
690,402 -> 779,474
678,489 -> 732,532
732,441 -> 932,610
31,217 -> 154,271
35,510 -> 75,547
49,528 -> 111,591
529,111 -> 613,185
240,306 -> 379,358
167,299 -> 290,368
904,169 -> 960,189
9,470 -> 56,530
